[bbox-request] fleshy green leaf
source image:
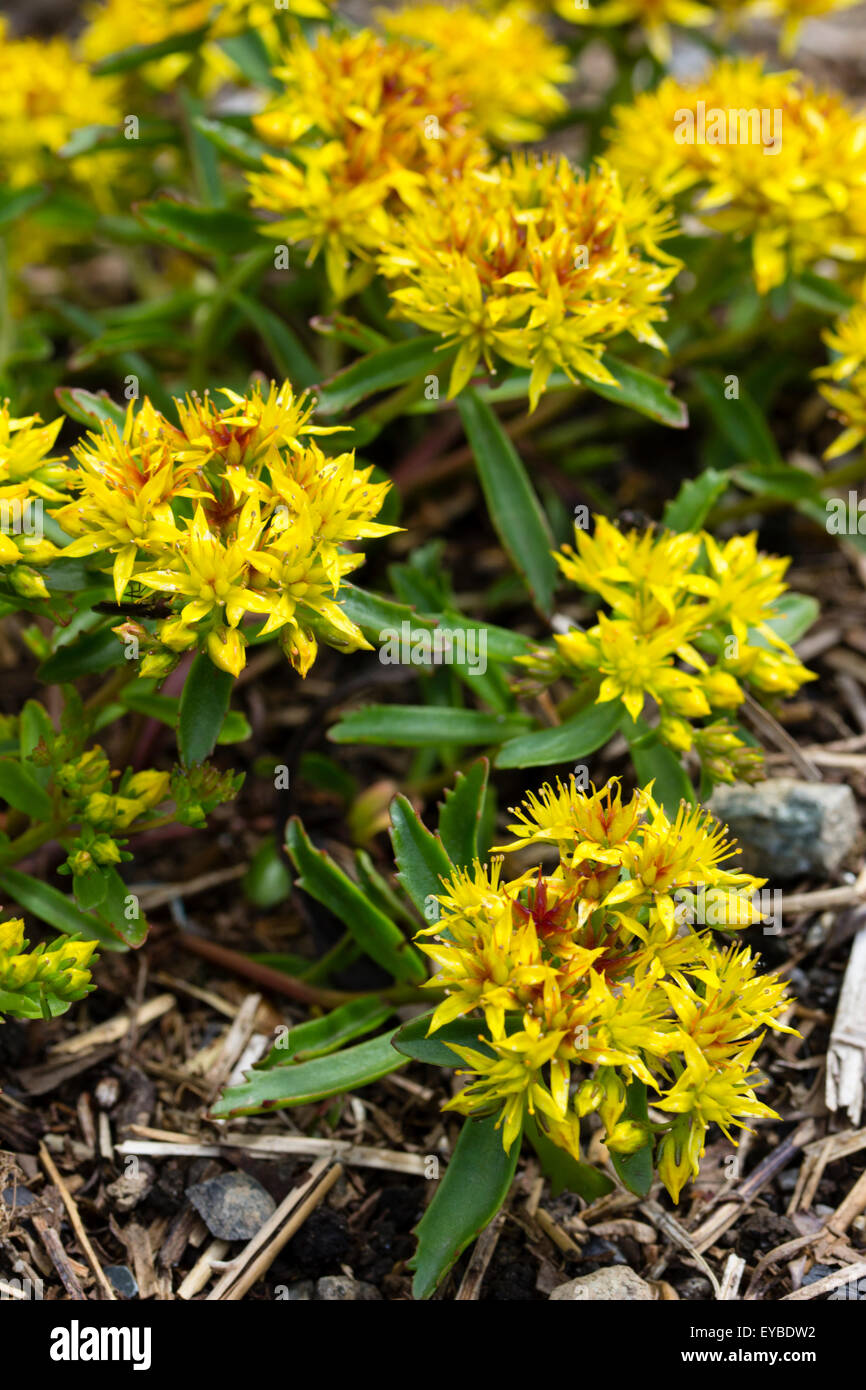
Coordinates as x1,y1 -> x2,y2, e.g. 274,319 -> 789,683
458,389 -> 557,616
191,115 -> 274,171
626,721 -> 695,816
409,1115 -> 520,1299
92,25 -> 209,73
242,839 -> 292,910
330,705 -> 530,748
389,795 -> 455,921
438,759 -> 488,870
38,629 -> 125,684
694,370 -> 782,469
134,199 -> 256,256
760,592 -> 819,647
524,1115 -> 614,1201
54,387 -> 126,430
392,1012 -> 495,1068
580,354 -> 688,429
314,335 -> 443,415
178,654 -> 234,767
258,997 -> 394,1069
285,818 -> 426,983
0,761 -> 53,822
610,1080 -> 654,1198
0,869 -> 126,952
496,699 -> 624,769
209,1029 -> 405,1117
663,468 -> 729,532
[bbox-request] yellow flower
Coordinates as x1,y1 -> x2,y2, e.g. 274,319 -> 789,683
0,919 -> 99,1019
54,380 -> 398,678
555,0 -> 713,63
606,58 -> 866,294
415,774 -> 792,1199
818,369 -> 866,459
762,0 -> 860,55
247,28 -> 488,298
0,18 -> 122,190
378,2 -> 572,143
520,514 -> 815,780
380,154 -> 680,409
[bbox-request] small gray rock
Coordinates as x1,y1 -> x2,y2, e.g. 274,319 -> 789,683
708,778 -> 859,880
549,1267 -> 655,1301
316,1276 -> 382,1301
186,1171 -> 276,1241
104,1265 -> 138,1298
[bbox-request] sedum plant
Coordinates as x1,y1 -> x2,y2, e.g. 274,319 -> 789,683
213,765 -> 794,1296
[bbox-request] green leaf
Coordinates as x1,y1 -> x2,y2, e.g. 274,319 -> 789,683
438,759 -> 488,870
792,271 -> 855,316
285,818 -> 426,983
0,185 -> 45,228
330,705 -> 531,748
409,1115 -> 520,1299
134,199 -> 256,256
217,31 -> 282,90
54,386 -> 126,430
19,700 -> 54,760
60,121 -> 178,157
524,1114 -> 614,1201
458,389 -> 557,616
663,468 -> 729,532
178,654 -> 234,767
496,699 -> 624,769
242,839 -> 292,910
209,1028 -> 405,1117
0,869 -> 126,952
338,585 -> 437,644
392,1012 -> 495,1068
0,761 -> 52,822
258,997 -> 394,1069
191,116 -> 274,171
314,335 -> 443,415
389,795 -> 454,920
694,370 -> 782,469
610,1080 -> 654,1198
580,354 -> 688,429
761,592 -> 819,647
73,866 -> 109,912
232,292 -> 319,387
626,721 -> 695,816
92,25 -> 209,74
38,629 -> 124,684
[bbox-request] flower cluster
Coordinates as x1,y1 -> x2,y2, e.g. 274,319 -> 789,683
0,916 -> 98,1020
519,515 -> 814,781
814,302 -> 866,458
0,16 -> 122,190
533,0 -> 856,59
606,58 -> 866,295
0,405 -> 69,598
247,28 -> 490,299
52,380 -> 397,678
379,154 -> 681,408
417,777 -> 793,1202
378,2 -> 572,144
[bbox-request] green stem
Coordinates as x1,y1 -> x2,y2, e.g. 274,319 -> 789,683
191,245 -> 273,391
0,819 -> 63,865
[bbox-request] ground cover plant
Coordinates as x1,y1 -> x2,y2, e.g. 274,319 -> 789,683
1,0 -> 866,1308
